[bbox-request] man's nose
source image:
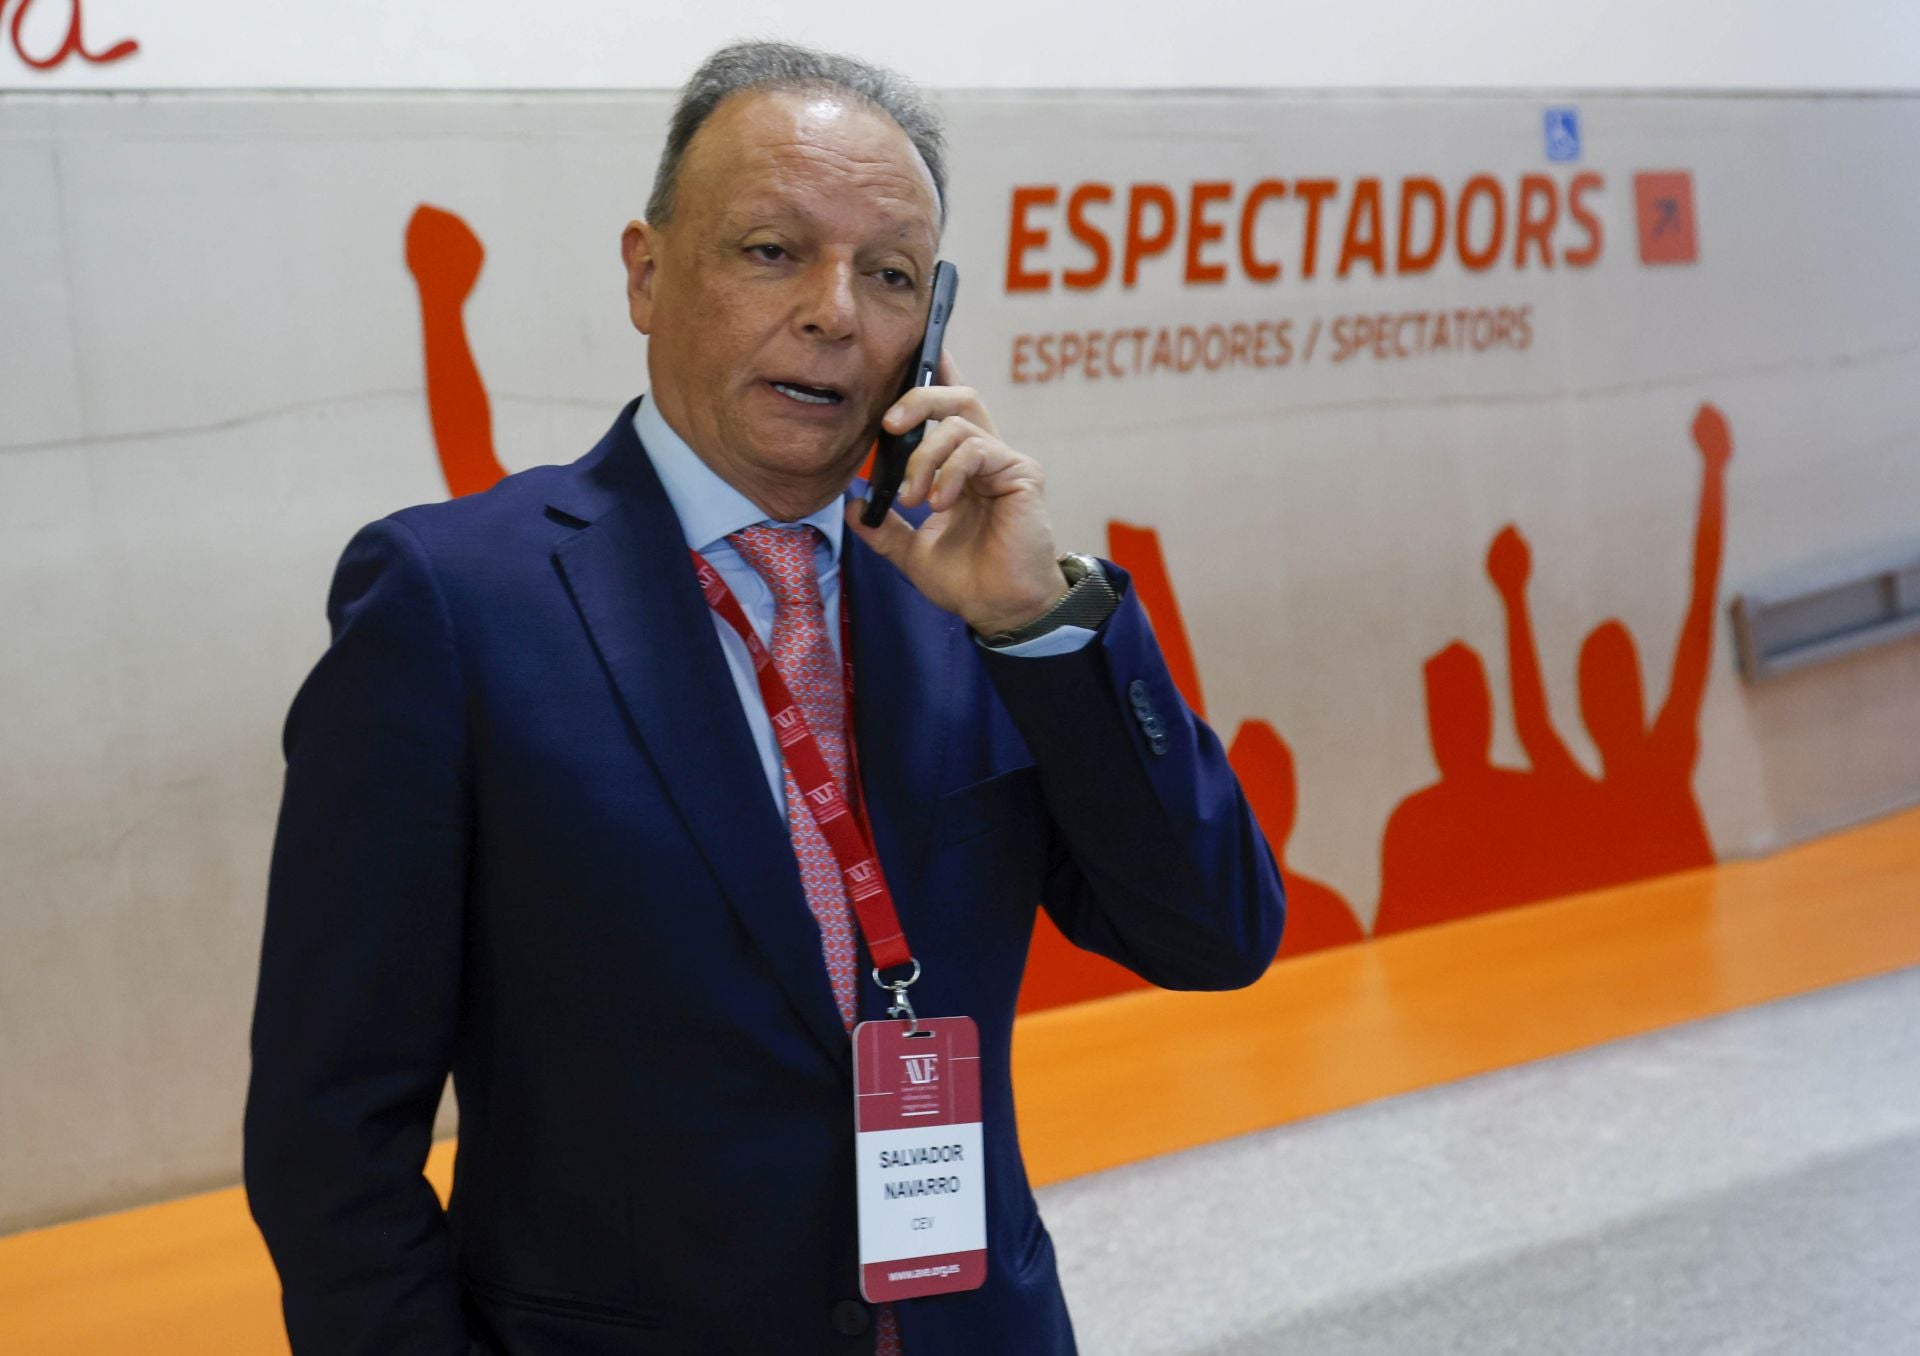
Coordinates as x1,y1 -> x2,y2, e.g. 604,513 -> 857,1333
797,259 -> 858,341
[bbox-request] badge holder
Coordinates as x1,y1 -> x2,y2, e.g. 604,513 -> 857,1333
853,965 -> 986,1303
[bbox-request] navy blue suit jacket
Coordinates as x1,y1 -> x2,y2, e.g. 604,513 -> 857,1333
244,399 -> 1285,1355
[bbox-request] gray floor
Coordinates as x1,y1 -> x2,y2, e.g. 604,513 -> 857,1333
1037,967 -> 1920,1356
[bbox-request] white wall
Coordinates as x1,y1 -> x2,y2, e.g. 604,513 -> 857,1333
5,0 -> 1920,1240
3,0 -> 1919,91
5,87 -> 1920,1234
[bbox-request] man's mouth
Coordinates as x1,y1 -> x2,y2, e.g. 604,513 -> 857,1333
768,380 -> 845,407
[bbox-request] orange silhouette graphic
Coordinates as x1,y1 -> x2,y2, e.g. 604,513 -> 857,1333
1376,403 -> 1732,933
1373,642 -> 1563,934
1018,523 -> 1361,1013
406,205 -> 508,498
1230,719 -> 1365,958
1499,402 -> 1730,886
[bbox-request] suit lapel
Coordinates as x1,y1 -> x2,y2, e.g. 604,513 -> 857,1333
843,522 -> 956,952
548,407 -> 851,1065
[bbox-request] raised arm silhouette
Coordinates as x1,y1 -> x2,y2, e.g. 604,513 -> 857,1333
405,204 -> 508,498
1487,525 -> 1584,786
1483,522 -> 1626,901
1573,402 -> 1730,882
1651,404 -> 1732,771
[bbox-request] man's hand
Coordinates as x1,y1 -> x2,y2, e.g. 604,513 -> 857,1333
1691,402 -> 1733,471
847,354 -> 1069,636
1486,524 -> 1531,598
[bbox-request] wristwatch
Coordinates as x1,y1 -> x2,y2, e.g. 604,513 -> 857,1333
979,553 -> 1120,648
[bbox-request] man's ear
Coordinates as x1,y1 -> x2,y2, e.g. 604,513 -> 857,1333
621,220 -> 659,334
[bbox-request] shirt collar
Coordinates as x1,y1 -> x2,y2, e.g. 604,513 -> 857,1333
635,393 -> 847,560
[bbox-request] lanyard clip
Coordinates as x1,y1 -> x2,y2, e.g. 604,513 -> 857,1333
871,958 -> 925,1038
886,984 -> 919,1036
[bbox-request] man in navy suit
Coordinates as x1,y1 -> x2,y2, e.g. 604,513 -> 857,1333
244,40 -> 1285,1356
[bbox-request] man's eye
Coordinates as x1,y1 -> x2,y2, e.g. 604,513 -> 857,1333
749,243 -> 786,262
878,269 -> 913,289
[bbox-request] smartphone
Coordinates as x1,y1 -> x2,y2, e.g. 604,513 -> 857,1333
863,260 -> 959,528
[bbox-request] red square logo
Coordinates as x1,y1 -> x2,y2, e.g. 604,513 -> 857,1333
1634,171 -> 1698,265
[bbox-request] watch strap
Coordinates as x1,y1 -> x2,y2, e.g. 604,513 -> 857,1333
980,554 -> 1120,648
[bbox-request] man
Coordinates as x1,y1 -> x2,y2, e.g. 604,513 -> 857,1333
245,41 -> 1285,1356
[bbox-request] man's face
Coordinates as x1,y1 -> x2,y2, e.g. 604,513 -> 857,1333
623,89 -> 941,510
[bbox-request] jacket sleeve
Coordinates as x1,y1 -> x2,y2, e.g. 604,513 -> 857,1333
976,562 -> 1286,990
243,517 -> 474,1355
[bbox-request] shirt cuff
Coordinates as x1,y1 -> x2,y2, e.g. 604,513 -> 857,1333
974,623 -> 1097,658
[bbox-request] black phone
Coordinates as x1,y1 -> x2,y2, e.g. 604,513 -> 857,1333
862,260 -> 959,528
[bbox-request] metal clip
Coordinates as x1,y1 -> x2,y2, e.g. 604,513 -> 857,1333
886,982 -> 920,1037
871,959 -> 926,1037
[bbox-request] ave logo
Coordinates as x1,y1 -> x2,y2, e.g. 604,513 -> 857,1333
846,860 -> 884,901
806,781 -> 847,821
901,1054 -> 940,1086
772,705 -> 807,748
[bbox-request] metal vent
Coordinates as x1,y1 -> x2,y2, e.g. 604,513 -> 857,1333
1730,546 -> 1920,683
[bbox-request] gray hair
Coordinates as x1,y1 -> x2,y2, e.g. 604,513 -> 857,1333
646,40 -> 948,229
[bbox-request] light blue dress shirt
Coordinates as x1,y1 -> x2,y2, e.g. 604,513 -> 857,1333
634,394 -> 1091,813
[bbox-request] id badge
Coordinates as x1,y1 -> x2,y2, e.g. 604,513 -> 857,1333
852,1016 -> 988,1301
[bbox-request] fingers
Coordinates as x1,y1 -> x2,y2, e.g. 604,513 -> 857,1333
877,351 -> 1038,514
900,416 -> 982,509
883,353 -> 999,439
883,384 -> 988,435
925,436 -> 997,512
844,498 -> 918,562
897,418 -> 1037,513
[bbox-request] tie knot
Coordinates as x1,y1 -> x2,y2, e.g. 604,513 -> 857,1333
727,523 -> 824,608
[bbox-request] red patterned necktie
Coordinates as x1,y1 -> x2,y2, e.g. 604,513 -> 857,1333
726,524 -> 904,1356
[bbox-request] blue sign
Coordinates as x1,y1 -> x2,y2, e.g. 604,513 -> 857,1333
1544,107 -> 1581,162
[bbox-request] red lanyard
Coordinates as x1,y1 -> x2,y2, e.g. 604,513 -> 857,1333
689,547 -> 915,979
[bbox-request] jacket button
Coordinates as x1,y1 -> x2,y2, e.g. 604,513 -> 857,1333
831,1299 -> 871,1337
1149,736 -> 1169,756
1128,679 -> 1151,710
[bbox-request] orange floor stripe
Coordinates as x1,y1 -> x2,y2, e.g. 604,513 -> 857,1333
0,1143 -> 456,1355
1012,803 -> 1920,1186
2,805 -> 1916,1355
